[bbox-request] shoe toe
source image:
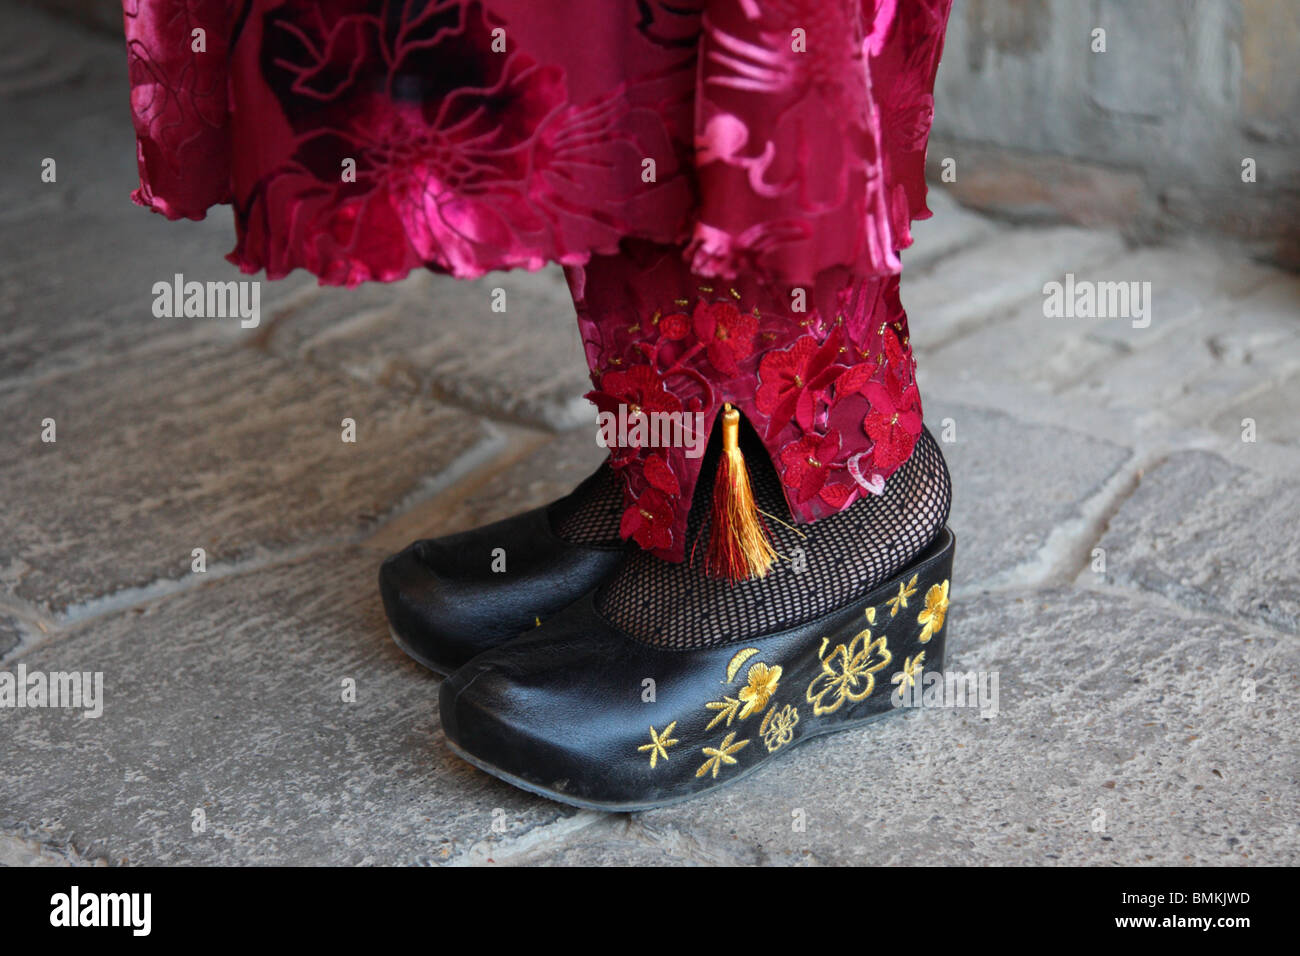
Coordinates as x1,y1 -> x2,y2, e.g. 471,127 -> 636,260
378,543 -> 482,672
438,620 -> 634,803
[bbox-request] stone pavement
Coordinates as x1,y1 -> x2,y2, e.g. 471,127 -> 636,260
2,5 -> 1297,866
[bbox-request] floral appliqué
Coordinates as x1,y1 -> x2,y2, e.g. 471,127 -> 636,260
760,704 -> 799,753
917,580 -> 949,644
805,629 -> 892,716
890,652 -> 926,694
885,574 -> 918,617
638,722 -> 680,769
706,656 -> 781,729
696,731 -> 749,779
738,662 -> 782,719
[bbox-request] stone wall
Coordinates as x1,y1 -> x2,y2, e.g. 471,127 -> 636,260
929,0 -> 1300,268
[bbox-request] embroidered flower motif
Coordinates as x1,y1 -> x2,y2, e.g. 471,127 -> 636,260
885,574 -> 919,617
588,365 -> 683,421
587,364 -> 684,465
863,367 -> 922,473
832,360 -> 878,401
760,704 -> 799,753
659,312 -> 691,340
890,651 -> 926,694
917,580 -> 949,644
806,629 -> 892,716
239,2 -> 660,284
818,481 -> 855,510
692,300 -> 757,376
620,487 -> 676,552
755,331 -> 848,437
643,454 -> 681,496
737,662 -> 782,720
637,722 -> 680,769
780,430 -> 841,504
695,731 -> 749,779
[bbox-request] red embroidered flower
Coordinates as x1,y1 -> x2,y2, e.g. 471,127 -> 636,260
882,321 -> 912,373
779,430 -> 842,504
643,454 -> 681,496
587,365 -> 683,419
755,331 -> 848,437
586,364 -> 685,464
659,312 -> 691,340
620,487 -> 676,552
863,371 -> 922,472
819,481 -> 855,509
692,300 -> 756,376
831,359 -> 878,401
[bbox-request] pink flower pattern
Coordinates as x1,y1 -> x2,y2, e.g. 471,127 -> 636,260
122,0 -> 952,287
121,0 -> 953,560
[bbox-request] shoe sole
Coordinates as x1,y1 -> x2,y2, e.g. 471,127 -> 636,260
444,694 -> 929,813
388,625 -> 452,677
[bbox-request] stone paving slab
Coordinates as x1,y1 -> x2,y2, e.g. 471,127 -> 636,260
903,226 -> 1125,351
918,243 -> 1278,397
1205,276 -> 1300,443
1061,278 -> 1300,429
501,832 -> 703,866
1112,333 -> 1297,433
527,587 -> 1298,866
1,4 -> 316,389
0,613 -> 22,659
1212,371 -> 1300,448
0,547 -> 581,866
265,267 -> 591,431
924,400 -> 1131,590
905,188 -> 1003,271
1,30 -> 159,225
0,830 -> 96,867
0,204 -> 302,390
1093,451 -> 1300,635
1079,244 -> 1277,350
365,424 -> 608,558
0,339 -> 498,617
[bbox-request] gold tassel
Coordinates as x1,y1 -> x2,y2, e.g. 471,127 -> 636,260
706,404 -> 778,582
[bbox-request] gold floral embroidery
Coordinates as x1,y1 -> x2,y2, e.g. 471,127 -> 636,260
760,704 -> 799,753
707,655 -> 779,728
725,647 -> 760,683
737,662 -> 782,720
705,696 -> 743,730
805,629 -> 892,716
695,732 -> 749,779
885,574 -> 918,617
890,652 -> 926,693
865,606 -> 877,625
917,580 -> 949,644
637,722 -> 679,769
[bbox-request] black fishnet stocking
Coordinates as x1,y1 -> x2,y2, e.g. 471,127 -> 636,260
595,424 -> 951,647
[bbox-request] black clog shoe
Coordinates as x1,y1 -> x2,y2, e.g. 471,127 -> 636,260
440,527 -> 955,810
379,466 -> 627,675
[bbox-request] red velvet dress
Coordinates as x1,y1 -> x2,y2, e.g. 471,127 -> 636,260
122,0 -> 953,562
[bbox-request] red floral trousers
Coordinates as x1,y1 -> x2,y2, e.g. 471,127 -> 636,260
570,239 -> 921,562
